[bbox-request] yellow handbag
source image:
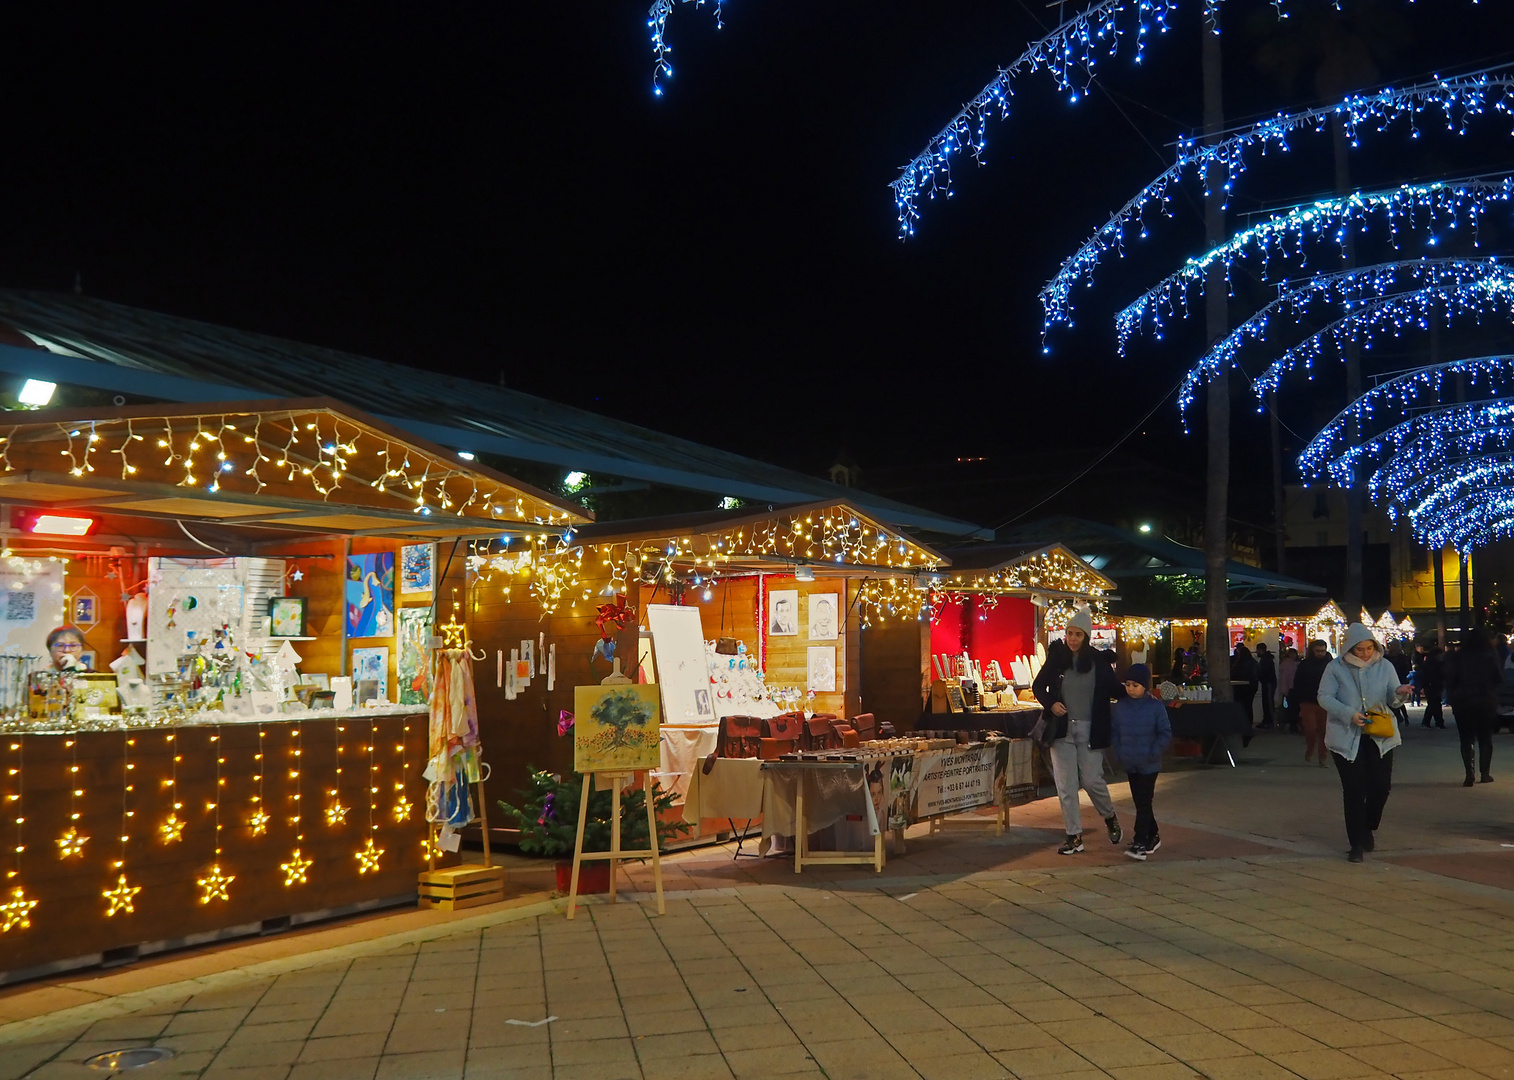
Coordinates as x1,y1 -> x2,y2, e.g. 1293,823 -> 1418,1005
1361,704 -> 1397,738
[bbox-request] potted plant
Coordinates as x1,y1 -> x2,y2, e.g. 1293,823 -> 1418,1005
499,768 -> 690,894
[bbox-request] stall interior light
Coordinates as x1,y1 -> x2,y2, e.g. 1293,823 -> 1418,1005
31,514 -> 94,536
794,564 -> 816,582
18,379 -> 56,406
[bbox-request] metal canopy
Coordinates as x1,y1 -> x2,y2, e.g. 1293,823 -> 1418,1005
0,398 -> 590,539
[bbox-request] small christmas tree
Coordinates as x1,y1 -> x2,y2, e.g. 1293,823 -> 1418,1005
499,768 -> 689,859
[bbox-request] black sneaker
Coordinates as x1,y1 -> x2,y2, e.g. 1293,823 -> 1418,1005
1124,843 -> 1147,861
1348,848 -> 1364,863
1106,815 -> 1122,846
1145,835 -> 1161,854
1058,834 -> 1084,855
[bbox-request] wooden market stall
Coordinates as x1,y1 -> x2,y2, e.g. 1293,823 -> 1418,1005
0,398 -> 587,982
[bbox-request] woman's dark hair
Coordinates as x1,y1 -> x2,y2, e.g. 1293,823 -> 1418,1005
46,625 -> 86,648
1055,639 -> 1095,674
1463,626 -> 1493,653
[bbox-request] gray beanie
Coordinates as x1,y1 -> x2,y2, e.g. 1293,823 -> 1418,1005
1067,606 -> 1094,638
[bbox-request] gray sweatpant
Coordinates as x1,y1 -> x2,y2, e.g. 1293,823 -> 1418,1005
1050,717 -> 1114,835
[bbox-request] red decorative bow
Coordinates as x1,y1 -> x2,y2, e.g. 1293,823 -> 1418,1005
594,594 -> 634,642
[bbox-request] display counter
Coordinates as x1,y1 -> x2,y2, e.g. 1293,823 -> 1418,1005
1,710 -> 428,983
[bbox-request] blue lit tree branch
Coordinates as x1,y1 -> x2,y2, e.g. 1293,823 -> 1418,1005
649,0 -> 726,96
1249,269 -> 1514,399
1171,256 -> 1508,410
1115,173 -> 1514,352
1298,357 -> 1514,551
1042,70 -> 1514,333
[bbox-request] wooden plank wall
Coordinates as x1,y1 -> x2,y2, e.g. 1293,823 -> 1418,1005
860,621 -> 929,734
758,576 -> 860,718
1,715 -> 428,978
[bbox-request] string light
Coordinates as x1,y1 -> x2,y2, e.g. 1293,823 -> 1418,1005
1171,257 -> 1514,411
197,863 -> 233,904
56,737 -> 87,859
393,720 -> 413,823
358,718 -> 381,872
281,849 -> 312,886
196,728 -> 232,904
355,836 -> 383,875
327,723 -> 348,826
248,726 -> 269,836
3,738 -> 31,933
159,730 -> 184,844
108,732 -> 140,915
1043,70 -> 1514,331
1118,174 -> 1514,353
648,0 -> 726,95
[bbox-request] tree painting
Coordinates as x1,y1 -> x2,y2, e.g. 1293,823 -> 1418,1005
574,683 -> 662,773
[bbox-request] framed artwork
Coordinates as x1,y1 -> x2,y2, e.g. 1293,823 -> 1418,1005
0,558 -> 64,661
71,589 -> 99,629
807,645 -> 837,693
807,593 -> 840,641
352,647 -> 389,702
345,552 -> 395,638
768,589 -> 798,637
397,607 -> 432,705
573,683 -> 662,774
400,543 -> 434,596
269,597 -> 307,638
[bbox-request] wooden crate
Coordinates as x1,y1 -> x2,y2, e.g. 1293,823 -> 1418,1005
417,865 -> 506,910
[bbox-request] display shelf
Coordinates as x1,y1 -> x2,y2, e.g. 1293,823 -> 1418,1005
268,636 -> 318,641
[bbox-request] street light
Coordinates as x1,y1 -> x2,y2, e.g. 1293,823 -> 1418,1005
1139,523 -> 1153,534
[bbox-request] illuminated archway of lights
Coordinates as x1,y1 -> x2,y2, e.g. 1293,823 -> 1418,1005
1041,70 -> 1514,333
1168,257 -> 1512,412
1248,272 -> 1514,401
1299,356 -> 1514,553
1115,173 -> 1514,353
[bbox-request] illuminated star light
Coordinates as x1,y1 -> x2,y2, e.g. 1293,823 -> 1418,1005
281,849 -> 313,886
325,801 -> 349,827
56,826 -> 89,859
248,809 -> 271,836
103,874 -> 141,917
197,864 -> 234,904
159,814 -> 186,843
1,886 -> 37,932
355,838 -> 384,875
392,797 -> 413,823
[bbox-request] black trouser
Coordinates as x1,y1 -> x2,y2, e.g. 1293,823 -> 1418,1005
1126,771 -> 1158,844
1332,737 -> 1394,851
1456,706 -> 1497,777
1424,687 -> 1445,727
1259,681 -> 1276,727
1238,684 -> 1259,726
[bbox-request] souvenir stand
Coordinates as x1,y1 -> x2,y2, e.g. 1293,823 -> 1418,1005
1167,599 -> 1348,662
925,543 -> 1116,736
461,501 -> 951,855
0,398 -> 587,982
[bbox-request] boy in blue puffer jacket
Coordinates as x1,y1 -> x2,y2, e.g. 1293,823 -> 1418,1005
1110,664 -> 1172,860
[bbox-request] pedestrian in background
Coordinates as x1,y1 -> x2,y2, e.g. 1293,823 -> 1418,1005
1319,623 -> 1414,863
1256,642 -> 1278,729
1386,641 -> 1412,726
1294,639 -> 1333,766
1231,643 -> 1260,726
1446,626 -> 1503,787
1110,663 -> 1171,860
1032,607 -> 1122,856
1279,646 -> 1300,733
1418,642 -> 1447,729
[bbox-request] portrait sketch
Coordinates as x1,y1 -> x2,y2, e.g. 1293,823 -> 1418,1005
807,645 -> 836,692
768,589 -> 798,636
807,593 -> 840,641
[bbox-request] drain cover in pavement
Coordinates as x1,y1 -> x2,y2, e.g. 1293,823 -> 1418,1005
84,1048 -> 176,1071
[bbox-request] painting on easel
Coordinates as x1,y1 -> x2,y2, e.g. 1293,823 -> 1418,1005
573,683 -> 661,774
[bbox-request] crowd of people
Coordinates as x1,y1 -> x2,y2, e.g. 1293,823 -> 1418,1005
1035,609 -> 1508,865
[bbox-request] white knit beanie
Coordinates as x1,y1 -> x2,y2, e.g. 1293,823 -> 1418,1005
1067,606 -> 1094,638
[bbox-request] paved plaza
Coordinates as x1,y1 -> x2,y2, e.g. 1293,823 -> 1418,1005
6,718 -> 1514,1080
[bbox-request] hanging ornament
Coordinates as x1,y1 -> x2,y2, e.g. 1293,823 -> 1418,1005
56,826 -> 88,859
355,837 -> 383,874
325,801 -> 349,827
1,886 -> 37,932
196,864 -> 234,904
247,810 -> 270,836
159,814 -> 185,844
280,849 -> 312,886
103,874 -> 140,917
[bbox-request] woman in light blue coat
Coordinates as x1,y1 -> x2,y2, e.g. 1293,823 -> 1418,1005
1318,622 -> 1413,862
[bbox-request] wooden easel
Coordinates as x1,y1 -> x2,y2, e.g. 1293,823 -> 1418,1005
566,659 -> 666,919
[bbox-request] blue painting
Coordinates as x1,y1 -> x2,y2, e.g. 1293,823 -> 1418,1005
345,552 -> 395,638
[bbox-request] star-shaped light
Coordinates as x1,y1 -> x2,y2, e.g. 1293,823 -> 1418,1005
280,849 -> 312,886
56,827 -> 89,859
159,814 -> 185,843
392,797 -> 413,823
325,801 -> 349,827
197,864 -> 234,904
355,838 -> 384,874
248,809 -> 270,836
290,567 -> 304,582
1,886 -> 37,932
103,874 -> 141,916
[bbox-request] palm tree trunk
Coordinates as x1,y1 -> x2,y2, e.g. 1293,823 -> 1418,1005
1203,18 -> 1231,702
1433,547 -> 1448,648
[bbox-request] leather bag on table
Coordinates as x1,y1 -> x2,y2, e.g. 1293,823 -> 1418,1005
763,712 -> 803,742
802,716 -> 841,751
717,714 -> 764,758
849,712 -> 876,743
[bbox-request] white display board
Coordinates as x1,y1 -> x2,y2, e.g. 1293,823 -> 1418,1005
0,556 -> 65,659
146,557 -> 285,675
646,604 -> 716,725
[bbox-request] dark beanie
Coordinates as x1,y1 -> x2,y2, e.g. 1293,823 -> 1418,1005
1124,663 -> 1152,688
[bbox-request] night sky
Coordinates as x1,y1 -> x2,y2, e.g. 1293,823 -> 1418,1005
1,2 -> 1510,527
